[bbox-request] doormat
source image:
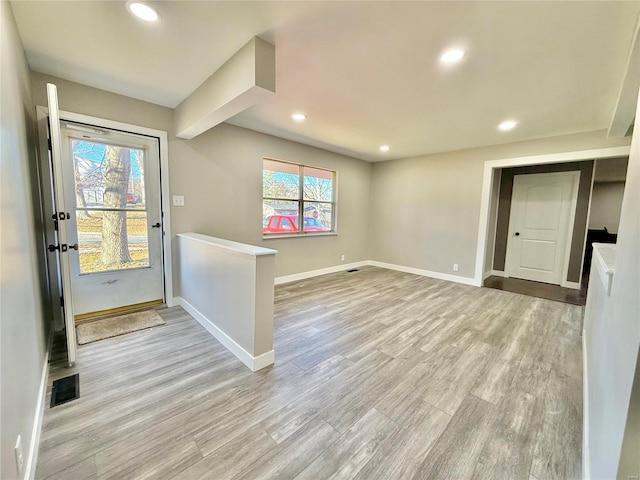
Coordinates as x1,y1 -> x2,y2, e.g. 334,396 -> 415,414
50,374 -> 80,407
76,310 -> 165,345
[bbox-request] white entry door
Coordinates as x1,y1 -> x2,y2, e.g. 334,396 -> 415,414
506,171 -> 579,285
59,121 -> 164,315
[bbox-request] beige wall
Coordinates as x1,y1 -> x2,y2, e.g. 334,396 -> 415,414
31,71 -> 173,133
493,161 -> 594,283
0,3 -> 49,478
31,72 -> 372,292
589,181 -> 626,234
370,131 -> 631,280
169,123 -> 371,287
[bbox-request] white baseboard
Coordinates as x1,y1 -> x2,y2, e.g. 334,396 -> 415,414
368,260 -> 479,286
563,280 -> 582,290
582,333 -> 590,480
275,260 -> 480,287
174,296 -> 274,372
24,345 -> 50,480
274,261 -> 369,285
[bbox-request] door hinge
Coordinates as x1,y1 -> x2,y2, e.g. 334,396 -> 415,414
47,138 -> 52,151
60,296 -> 64,307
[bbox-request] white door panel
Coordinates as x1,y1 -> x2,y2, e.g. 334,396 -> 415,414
506,171 -> 579,285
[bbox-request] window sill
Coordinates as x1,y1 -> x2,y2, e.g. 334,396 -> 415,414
263,232 -> 338,240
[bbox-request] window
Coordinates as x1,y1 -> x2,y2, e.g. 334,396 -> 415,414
263,158 -> 336,235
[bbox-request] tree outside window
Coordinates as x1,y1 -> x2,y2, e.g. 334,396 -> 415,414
262,158 -> 336,235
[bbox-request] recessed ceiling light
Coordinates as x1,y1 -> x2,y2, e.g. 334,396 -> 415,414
379,145 -> 390,152
291,113 -> 307,121
498,120 -> 518,131
127,1 -> 159,22
440,49 -> 465,64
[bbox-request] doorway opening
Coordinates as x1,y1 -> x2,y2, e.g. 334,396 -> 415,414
60,121 -> 165,317
475,145 -> 631,304
582,156 -> 628,284
36,101 -> 173,366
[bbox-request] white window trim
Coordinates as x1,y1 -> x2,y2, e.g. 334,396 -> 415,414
263,157 -> 338,238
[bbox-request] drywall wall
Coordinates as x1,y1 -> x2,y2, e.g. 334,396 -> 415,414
169,123 -> 372,287
587,91 -> 639,480
31,72 -> 173,133
492,161 -> 594,282
588,181 -> 625,234
370,131 -> 630,280
1,3 -> 50,478
31,72 -> 372,292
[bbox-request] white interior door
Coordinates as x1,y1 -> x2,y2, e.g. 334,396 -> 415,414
59,122 -> 164,315
506,171 -> 579,285
46,83 -> 77,365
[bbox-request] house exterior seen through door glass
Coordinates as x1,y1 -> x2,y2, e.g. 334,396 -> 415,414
60,122 -> 164,315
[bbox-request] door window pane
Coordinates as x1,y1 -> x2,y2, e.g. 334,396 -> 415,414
72,139 -> 146,210
77,210 -> 149,273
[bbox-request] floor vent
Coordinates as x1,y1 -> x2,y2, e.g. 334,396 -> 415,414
347,269 -> 359,273
50,374 -> 80,407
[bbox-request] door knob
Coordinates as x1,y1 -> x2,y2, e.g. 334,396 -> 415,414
151,222 -> 161,228
515,232 -> 520,236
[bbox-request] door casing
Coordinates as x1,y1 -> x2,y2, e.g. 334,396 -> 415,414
35,106 -> 174,321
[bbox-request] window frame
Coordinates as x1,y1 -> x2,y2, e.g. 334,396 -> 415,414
262,157 -> 338,237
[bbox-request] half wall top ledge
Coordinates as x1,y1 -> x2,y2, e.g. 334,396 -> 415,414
174,37 -> 275,140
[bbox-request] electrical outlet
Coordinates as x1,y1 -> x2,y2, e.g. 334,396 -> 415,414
172,195 -> 185,207
341,255 -> 345,262
453,264 -> 459,272
15,435 -> 23,476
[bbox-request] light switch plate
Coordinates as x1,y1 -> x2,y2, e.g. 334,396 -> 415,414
173,195 -> 185,206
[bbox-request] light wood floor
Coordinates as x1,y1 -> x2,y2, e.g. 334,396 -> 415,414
36,266 -> 583,480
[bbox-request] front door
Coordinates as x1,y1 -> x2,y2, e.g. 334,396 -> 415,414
506,171 -> 579,285
59,121 -> 164,316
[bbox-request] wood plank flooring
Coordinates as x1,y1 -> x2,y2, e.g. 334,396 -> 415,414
36,266 -> 583,480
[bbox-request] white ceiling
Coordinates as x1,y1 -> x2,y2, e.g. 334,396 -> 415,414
11,1 -> 640,161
